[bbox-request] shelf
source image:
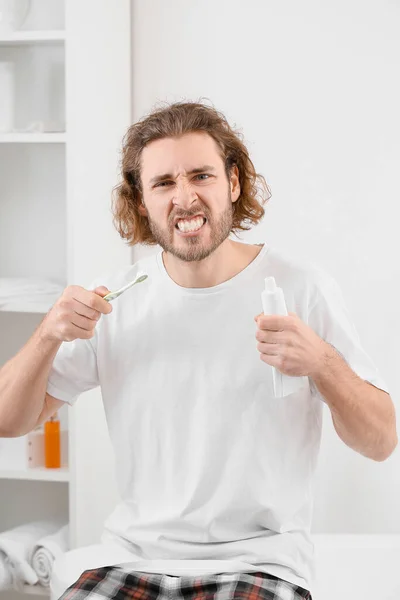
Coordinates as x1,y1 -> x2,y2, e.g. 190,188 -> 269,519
0,133 -> 66,144
0,303 -> 54,314
0,279 -> 65,313
1,585 -> 50,597
0,30 -> 65,46
0,468 -> 69,482
21,585 -> 50,597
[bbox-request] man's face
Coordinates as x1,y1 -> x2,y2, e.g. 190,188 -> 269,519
139,132 -> 240,262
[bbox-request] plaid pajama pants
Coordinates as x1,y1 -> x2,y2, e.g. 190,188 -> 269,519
59,568 -> 312,600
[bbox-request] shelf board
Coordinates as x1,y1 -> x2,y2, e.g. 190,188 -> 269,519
0,303 -> 53,314
0,133 -> 66,144
0,30 -> 65,46
0,279 -> 65,313
21,584 -> 50,597
0,467 -> 69,482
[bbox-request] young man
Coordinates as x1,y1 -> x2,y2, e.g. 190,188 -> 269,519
0,102 -> 397,600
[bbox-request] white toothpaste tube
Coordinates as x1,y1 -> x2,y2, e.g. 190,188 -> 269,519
261,276 -> 307,398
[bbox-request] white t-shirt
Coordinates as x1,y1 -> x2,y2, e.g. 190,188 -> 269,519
47,243 -> 388,591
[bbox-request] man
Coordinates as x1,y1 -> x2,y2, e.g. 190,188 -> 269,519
0,102 -> 396,600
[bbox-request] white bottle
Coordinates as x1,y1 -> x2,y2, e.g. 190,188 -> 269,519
261,276 -> 307,398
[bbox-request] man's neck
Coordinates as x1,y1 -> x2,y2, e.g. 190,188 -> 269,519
162,240 -> 263,289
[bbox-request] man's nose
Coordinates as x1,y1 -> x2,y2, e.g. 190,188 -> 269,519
173,180 -> 197,209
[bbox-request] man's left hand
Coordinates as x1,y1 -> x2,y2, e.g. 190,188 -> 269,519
254,312 -> 330,378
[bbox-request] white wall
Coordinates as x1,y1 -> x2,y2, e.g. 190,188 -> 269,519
65,0 -> 132,547
131,0 -> 400,533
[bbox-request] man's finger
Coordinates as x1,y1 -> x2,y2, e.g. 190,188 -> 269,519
256,314 -> 289,331
94,286 -> 111,297
256,329 -> 282,344
259,353 -> 281,367
257,341 -> 280,356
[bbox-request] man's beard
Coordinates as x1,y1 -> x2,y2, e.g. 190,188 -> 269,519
146,192 -> 234,263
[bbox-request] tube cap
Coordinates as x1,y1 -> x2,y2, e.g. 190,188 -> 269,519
264,276 -> 277,293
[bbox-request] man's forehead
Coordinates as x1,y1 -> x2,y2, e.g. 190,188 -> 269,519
140,132 -> 223,179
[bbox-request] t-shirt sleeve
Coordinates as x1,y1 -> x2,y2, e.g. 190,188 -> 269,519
46,335 -> 100,405
307,272 -> 389,395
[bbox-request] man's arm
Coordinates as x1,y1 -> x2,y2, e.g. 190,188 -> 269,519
0,327 -> 63,437
255,312 -> 398,461
0,285 -> 112,438
311,343 -> 397,461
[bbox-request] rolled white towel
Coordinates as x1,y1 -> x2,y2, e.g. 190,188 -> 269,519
0,551 -> 13,591
31,525 -> 69,587
0,521 -> 63,591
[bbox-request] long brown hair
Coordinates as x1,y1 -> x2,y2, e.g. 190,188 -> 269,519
112,101 -> 271,245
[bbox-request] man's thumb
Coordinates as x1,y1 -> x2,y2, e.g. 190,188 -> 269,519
93,286 -> 110,298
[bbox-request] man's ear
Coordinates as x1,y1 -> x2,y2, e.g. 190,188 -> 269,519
230,164 -> 240,203
138,198 -> 147,216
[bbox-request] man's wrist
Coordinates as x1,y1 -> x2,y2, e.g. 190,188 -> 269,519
309,341 -> 339,382
35,319 -> 62,353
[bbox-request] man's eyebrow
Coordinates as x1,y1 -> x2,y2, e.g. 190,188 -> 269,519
149,165 -> 217,186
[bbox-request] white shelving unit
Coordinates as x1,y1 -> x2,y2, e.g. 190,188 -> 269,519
0,303 -> 57,314
0,1 -> 132,598
21,585 -> 49,597
0,468 -> 69,483
0,30 -> 65,46
0,133 -> 66,143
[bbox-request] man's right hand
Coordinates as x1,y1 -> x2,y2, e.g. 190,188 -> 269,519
39,285 -> 113,342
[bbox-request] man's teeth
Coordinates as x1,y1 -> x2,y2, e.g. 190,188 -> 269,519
176,217 -> 205,233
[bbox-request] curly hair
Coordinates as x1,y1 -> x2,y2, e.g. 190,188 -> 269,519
112,101 -> 272,245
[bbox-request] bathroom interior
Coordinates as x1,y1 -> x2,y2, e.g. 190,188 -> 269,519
0,1 -> 399,599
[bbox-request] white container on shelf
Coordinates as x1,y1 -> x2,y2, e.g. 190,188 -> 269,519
0,430 -> 68,471
0,435 -> 28,470
0,61 -> 15,132
0,0 -> 31,34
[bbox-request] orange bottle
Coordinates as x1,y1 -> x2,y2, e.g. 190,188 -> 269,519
44,415 -> 61,469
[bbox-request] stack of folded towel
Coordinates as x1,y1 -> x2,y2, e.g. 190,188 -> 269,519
0,521 -> 69,591
0,278 -> 64,312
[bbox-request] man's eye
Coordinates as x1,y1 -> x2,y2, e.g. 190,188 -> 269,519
195,174 -> 210,181
155,181 -> 173,188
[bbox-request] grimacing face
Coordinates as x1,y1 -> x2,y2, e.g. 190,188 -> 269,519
138,132 -> 240,262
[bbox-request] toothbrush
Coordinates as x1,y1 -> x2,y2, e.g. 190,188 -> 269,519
103,273 -> 148,302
